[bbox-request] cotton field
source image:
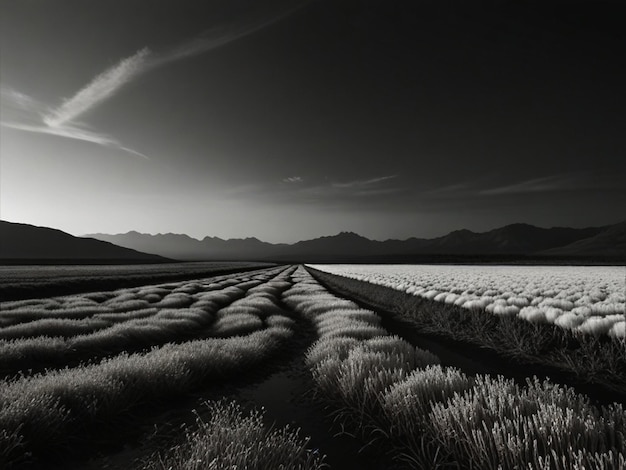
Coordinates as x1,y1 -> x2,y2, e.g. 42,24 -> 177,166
308,265 -> 626,338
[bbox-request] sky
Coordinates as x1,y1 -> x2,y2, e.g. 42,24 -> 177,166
1,0 -> 624,243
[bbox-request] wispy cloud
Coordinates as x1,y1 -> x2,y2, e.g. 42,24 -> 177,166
332,175 -> 397,189
291,175 -> 405,205
1,121 -> 147,158
221,173 -> 405,208
1,1 -> 311,158
43,48 -> 151,128
480,175 -> 580,195
283,176 -> 303,183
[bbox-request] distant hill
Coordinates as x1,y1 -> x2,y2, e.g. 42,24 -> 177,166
539,221 -> 626,258
90,231 -> 284,261
86,221 -> 625,263
420,223 -> 606,255
0,221 -> 170,264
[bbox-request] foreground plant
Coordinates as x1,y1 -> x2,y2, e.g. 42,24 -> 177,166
142,400 -> 326,470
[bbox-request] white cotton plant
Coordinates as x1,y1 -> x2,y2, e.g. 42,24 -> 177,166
309,264 -> 625,337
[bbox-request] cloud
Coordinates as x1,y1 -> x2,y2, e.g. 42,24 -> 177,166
1,1 -> 311,158
283,176 -> 303,183
480,175 -> 580,195
332,175 -> 397,188
0,87 -> 42,112
43,48 -> 151,128
1,121 -> 148,158
154,1 -> 310,66
1,86 -> 148,158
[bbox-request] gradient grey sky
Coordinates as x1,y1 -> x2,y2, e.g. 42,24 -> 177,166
1,0 -> 624,242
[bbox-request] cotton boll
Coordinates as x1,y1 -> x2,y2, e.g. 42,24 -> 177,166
531,297 -> 544,306
452,296 -> 468,307
571,306 -> 592,317
544,307 -> 563,323
539,298 -> 574,311
574,295 -> 592,306
554,312 -> 585,330
589,289 -> 608,302
591,302 -> 624,316
444,294 -> 460,304
518,307 -> 546,324
463,299 -> 486,311
423,290 -> 440,300
577,317 -> 618,336
493,304 -> 519,316
507,297 -> 530,308
609,292 -> 625,303
434,293 -> 448,302
608,321 -> 625,339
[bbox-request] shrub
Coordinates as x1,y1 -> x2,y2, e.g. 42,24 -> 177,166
141,400 -> 325,470
428,376 -> 626,470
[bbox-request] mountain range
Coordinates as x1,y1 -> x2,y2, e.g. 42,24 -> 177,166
2,219 -> 623,265
86,221 -> 626,263
0,220 -> 169,264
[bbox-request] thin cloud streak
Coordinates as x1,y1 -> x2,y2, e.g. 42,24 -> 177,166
332,175 -> 397,188
1,88 -> 148,158
155,1 -> 311,65
44,1 -> 312,130
283,176 -> 303,183
43,48 -> 151,128
1,121 -> 149,158
2,1 -> 312,158
480,175 -> 579,195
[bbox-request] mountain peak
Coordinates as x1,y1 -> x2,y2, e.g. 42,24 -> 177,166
336,231 -> 369,239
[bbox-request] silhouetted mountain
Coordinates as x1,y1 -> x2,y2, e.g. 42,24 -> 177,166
90,231 -> 283,260
424,223 -> 606,255
1,221 -> 169,264
540,221 -> 626,258
282,232 -> 378,258
87,221 -> 624,262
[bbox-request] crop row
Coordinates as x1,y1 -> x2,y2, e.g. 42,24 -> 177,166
0,261 -> 276,301
309,264 -> 625,338
308,267 -> 626,396
0,266 -> 299,467
286,267 -> 626,469
0,267 -> 290,376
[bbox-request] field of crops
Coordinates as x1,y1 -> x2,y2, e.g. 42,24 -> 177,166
1,264 -> 625,469
0,261 -> 275,301
309,264 -> 626,338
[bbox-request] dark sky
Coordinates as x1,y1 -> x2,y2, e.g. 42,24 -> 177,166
1,0 -> 624,242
